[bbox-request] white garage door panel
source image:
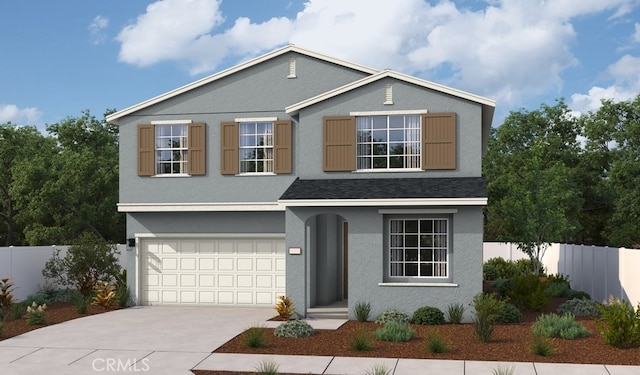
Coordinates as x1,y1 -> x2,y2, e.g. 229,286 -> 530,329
140,237 -> 285,306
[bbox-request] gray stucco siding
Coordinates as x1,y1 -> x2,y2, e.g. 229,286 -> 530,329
295,77 -> 484,179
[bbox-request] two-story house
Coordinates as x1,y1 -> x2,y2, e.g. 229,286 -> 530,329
106,44 -> 495,320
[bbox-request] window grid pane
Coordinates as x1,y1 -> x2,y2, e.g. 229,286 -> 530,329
239,122 -> 274,173
155,125 -> 188,175
389,218 -> 448,278
357,115 -> 421,170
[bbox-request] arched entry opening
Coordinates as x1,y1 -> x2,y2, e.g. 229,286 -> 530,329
305,213 -> 348,311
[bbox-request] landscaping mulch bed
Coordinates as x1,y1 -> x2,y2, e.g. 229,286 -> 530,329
0,301 -> 116,341
194,298 -> 640,375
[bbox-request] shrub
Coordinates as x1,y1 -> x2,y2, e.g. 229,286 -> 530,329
597,297 -> 640,348
10,303 -> 25,320
471,293 -> 505,342
254,359 -> 279,375
354,301 -> 371,322
566,289 -> 591,300
374,309 -> 410,325
425,330 -> 448,353
274,320 -> 314,338
349,327 -> 373,351
115,270 -> 131,307
483,257 -> 518,279
374,321 -> 415,342
492,364 -> 515,375
514,258 -> 545,276
37,284 -> 74,302
22,293 -> 49,307
445,302 -> 465,324
92,280 -> 116,309
274,296 -> 295,320
42,232 -> 122,298
497,303 -> 522,324
505,273 -> 552,311
412,306 -> 445,325
0,320 -> 3,336
244,325 -> 267,348
530,334 -> 555,356
72,290 -> 90,314
557,298 -> 599,317
491,278 -> 513,298
364,363 -> 392,375
531,313 -> 591,339
26,302 -> 47,326
0,278 -> 17,314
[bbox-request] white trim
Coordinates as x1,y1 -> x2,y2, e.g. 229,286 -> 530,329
287,57 -> 296,78
353,168 -> 423,173
349,110 -> 428,116
150,119 -> 192,125
151,173 -> 191,178
135,232 -> 285,239
378,283 -> 459,287
286,70 -> 495,115
378,208 -> 459,214
279,198 -> 487,207
118,202 -> 285,212
234,117 -> 278,122
106,44 -> 379,123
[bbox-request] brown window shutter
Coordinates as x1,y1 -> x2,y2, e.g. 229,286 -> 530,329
137,124 -> 155,176
188,123 -> 206,175
220,122 -> 238,175
323,116 -> 356,171
422,113 -> 457,170
274,120 -> 292,174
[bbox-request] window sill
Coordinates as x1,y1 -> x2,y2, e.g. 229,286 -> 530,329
353,169 -> 423,173
151,174 -> 191,178
378,282 -> 458,287
235,172 -> 277,176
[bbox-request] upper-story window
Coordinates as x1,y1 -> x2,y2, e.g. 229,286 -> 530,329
239,122 -> 274,174
356,115 -> 421,170
136,122 -> 206,177
155,124 -> 188,175
323,112 -> 456,172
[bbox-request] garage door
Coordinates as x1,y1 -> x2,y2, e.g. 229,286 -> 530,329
140,237 -> 285,306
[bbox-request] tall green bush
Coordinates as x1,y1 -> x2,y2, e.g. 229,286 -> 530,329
597,297 -> 640,348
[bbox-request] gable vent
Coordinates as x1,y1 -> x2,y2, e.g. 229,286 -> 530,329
288,57 -> 296,78
384,84 -> 393,105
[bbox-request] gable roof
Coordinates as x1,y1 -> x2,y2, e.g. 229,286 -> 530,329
106,44 -> 380,123
279,177 -> 487,206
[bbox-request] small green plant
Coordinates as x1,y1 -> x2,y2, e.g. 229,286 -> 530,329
0,319 -> 4,336
425,329 -> 448,353
72,290 -> 90,314
496,303 -> 522,324
254,359 -> 279,375
37,284 -> 74,302
505,273 -> 552,311
364,363 -> 392,375
412,306 -> 445,325
445,302 -> 465,324
25,301 -> 47,326
274,295 -> 295,320
92,280 -> 116,309
530,334 -> 555,356
471,292 -> 505,343
354,301 -> 371,322
244,324 -> 267,348
566,289 -> 590,300
374,309 -> 410,324
374,321 -> 416,342
349,327 -> 373,351
491,364 -> 515,375
557,298 -> 599,317
274,319 -> 314,338
115,270 -> 131,307
531,313 -> 590,339
0,278 -> 17,314
596,296 -> 640,348
10,303 -> 25,320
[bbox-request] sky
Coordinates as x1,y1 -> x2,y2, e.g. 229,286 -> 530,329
1,0 -> 640,131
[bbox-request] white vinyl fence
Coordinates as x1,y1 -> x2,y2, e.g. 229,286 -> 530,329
0,245 -> 127,300
484,242 -> 640,307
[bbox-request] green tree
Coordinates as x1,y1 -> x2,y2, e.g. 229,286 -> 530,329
0,123 -> 54,245
42,231 -> 122,297
484,100 -> 582,272
13,110 -> 124,244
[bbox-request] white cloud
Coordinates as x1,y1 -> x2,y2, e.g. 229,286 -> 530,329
0,104 -> 42,125
115,0 -> 638,106
634,23 -> 640,43
89,15 -> 109,44
570,55 -> 640,115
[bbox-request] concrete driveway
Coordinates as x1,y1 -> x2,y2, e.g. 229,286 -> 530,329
0,306 -> 275,374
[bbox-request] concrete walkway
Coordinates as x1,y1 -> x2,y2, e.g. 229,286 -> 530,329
0,306 -> 638,374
